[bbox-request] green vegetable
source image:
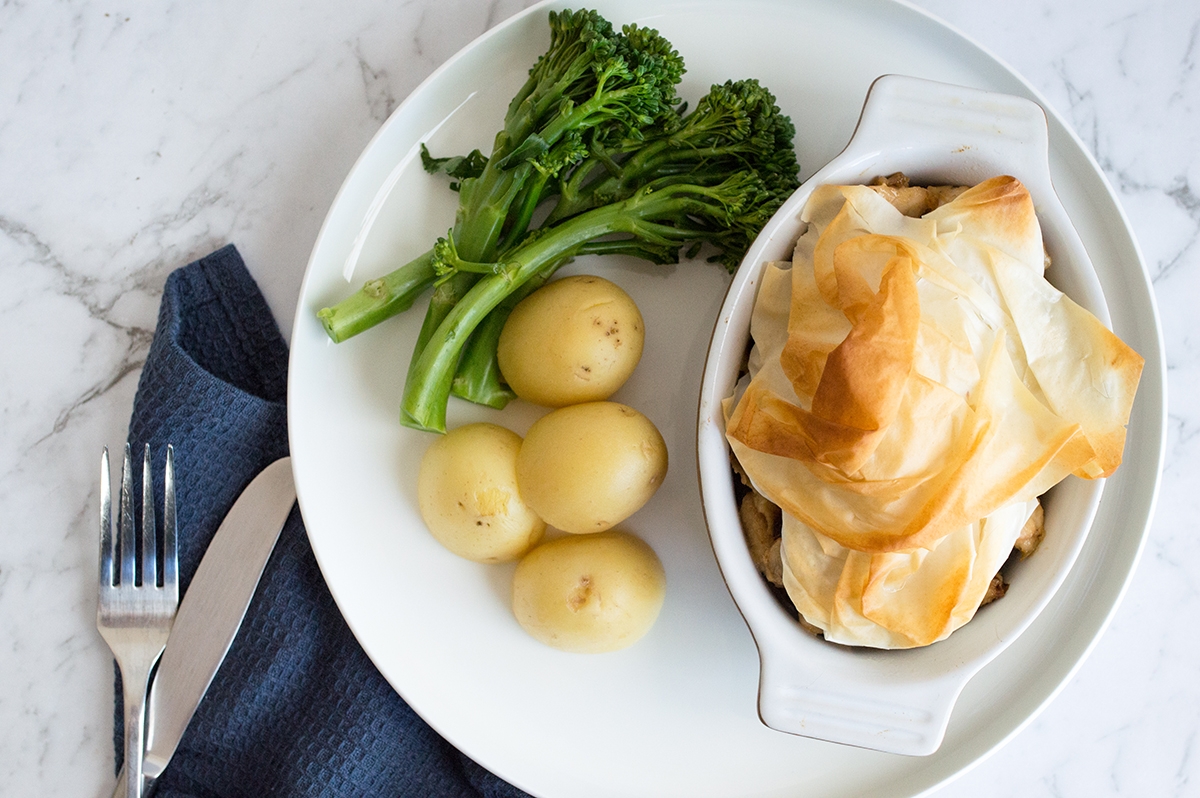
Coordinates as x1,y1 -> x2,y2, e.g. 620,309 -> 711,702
317,9 -> 682,344
316,8 -> 800,432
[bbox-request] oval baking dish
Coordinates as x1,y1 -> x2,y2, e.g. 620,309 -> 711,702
696,74 -> 1110,757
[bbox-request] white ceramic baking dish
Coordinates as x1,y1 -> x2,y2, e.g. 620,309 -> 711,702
696,74 -> 1108,757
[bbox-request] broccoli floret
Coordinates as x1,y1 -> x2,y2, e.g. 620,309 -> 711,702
548,78 -> 799,269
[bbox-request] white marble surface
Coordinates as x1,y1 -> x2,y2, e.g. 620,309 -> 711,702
0,0 -> 1193,795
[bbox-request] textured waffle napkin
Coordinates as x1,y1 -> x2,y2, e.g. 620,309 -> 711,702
116,244 -> 529,797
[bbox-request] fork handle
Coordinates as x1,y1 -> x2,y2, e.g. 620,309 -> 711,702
117,653 -> 159,798
111,762 -> 153,798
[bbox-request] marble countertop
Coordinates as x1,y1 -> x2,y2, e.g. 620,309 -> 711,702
2,0 -> 1194,795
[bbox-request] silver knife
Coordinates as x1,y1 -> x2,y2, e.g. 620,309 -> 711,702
112,456 -> 296,796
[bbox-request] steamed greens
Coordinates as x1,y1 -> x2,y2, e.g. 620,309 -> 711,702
316,8 -> 800,432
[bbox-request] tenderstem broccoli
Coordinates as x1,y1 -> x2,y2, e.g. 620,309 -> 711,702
315,8 -> 800,433
317,9 -> 682,343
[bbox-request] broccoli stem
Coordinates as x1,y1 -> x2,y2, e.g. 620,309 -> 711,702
400,183 -> 736,431
496,168 -> 553,254
405,270 -> 477,391
449,263 -> 560,408
404,155 -> 532,379
316,249 -> 439,343
313,157 -> 520,346
448,316 -> 515,409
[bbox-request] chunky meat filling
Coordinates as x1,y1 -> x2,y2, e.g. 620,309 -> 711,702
867,172 -> 970,217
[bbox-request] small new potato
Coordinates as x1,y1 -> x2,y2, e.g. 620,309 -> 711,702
498,274 -> 644,407
516,401 -> 668,534
417,422 -> 545,563
512,531 -> 666,653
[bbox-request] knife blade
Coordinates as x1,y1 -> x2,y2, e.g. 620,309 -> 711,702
112,456 -> 296,796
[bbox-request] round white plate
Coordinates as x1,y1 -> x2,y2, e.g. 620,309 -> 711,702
288,1 -> 1166,796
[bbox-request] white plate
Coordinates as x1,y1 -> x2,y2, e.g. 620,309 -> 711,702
288,1 -> 1166,796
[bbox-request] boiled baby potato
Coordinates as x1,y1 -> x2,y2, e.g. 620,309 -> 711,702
417,422 -> 545,563
516,401 -> 667,534
497,274 -> 644,407
512,531 -> 666,653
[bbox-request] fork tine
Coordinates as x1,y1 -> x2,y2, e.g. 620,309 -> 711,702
162,444 -> 178,599
100,448 -> 114,588
119,443 -> 136,587
141,444 -> 157,588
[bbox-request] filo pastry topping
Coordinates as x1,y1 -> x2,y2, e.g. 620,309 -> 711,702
723,176 -> 1143,649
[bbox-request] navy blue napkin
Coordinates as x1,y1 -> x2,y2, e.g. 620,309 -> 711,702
117,244 -> 530,798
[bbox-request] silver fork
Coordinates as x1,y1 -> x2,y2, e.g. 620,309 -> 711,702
97,444 -> 179,798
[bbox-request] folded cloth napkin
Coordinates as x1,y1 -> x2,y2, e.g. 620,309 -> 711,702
117,244 -> 530,798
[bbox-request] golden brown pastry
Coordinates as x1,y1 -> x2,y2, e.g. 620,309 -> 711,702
724,176 -> 1143,649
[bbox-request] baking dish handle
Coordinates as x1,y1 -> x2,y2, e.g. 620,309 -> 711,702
756,633 -> 979,756
831,73 -> 1053,193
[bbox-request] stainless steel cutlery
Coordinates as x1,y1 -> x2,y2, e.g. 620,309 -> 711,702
101,454 -> 296,797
